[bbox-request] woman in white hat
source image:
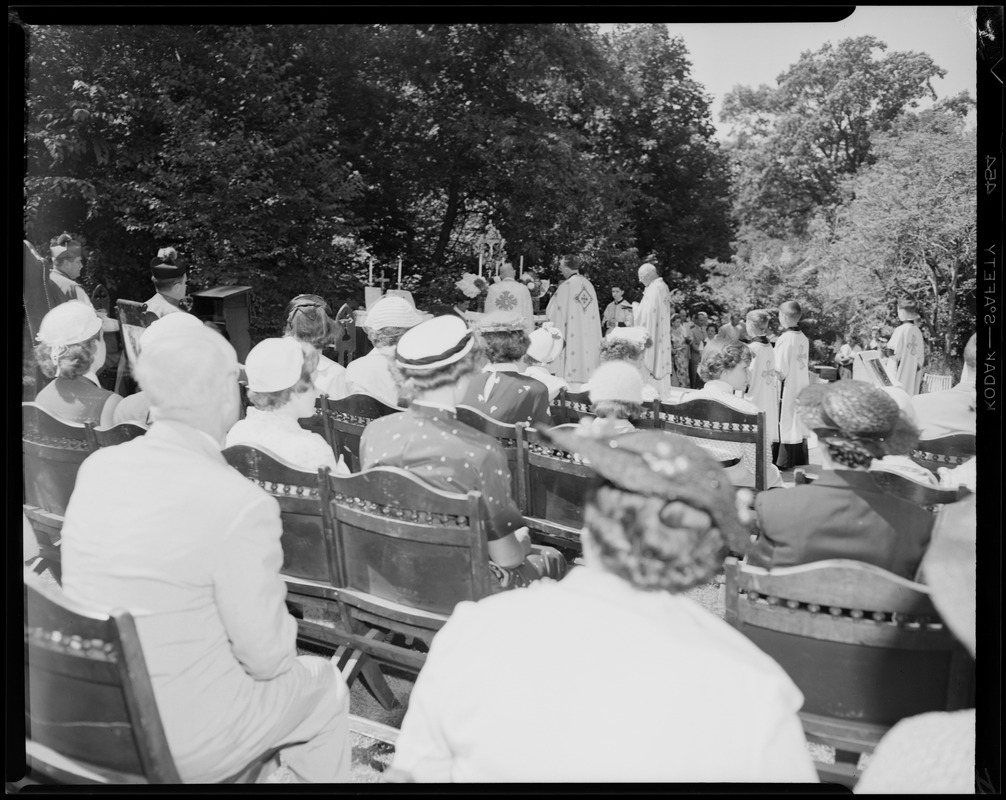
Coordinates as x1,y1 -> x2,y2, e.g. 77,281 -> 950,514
284,294 -> 349,401
587,327 -> 660,403
521,323 -> 568,402
225,338 -> 347,474
32,301 -> 122,426
345,296 -> 427,406
583,360 -> 646,437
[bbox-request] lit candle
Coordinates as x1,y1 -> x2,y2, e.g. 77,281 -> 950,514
398,257 -> 403,288
368,258 -> 373,286
519,256 -> 524,278
479,252 -> 483,277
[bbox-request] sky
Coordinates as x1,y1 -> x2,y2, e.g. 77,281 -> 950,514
660,6 -> 979,137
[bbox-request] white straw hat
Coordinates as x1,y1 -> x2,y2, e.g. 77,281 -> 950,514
527,325 -> 564,364
395,315 -> 474,371
588,360 -> 644,404
140,312 -> 203,351
245,338 -> 305,392
36,301 -> 101,347
364,296 -> 427,330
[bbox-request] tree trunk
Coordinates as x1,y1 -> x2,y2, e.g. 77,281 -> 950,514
945,261 -> 959,356
432,174 -> 462,268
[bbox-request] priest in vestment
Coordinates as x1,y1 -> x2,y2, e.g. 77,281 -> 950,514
633,262 -> 675,396
483,263 -> 533,332
545,255 -> 602,385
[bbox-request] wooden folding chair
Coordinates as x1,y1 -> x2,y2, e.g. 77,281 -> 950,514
332,303 -> 356,367
656,397 -> 768,490
724,556 -> 974,788
910,433 -> 976,475
85,420 -> 149,450
24,573 -> 292,784
23,505 -> 65,585
920,373 -> 953,394
113,300 -> 156,396
561,388 -> 592,424
307,466 -> 496,677
320,394 -> 403,473
23,402 -> 95,516
518,426 -> 598,557
221,444 -> 395,709
867,469 -> 969,509
455,405 -> 528,514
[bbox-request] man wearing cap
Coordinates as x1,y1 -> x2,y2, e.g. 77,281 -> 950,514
545,254 -> 602,386
361,316 -> 566,589
346,295 -> 426,406
60,322 -> 351,784
225,338 -> 347,474
522,324 -> 568,402
634,263 -> 675,397
886,299 -> 926,396
602,286 -> 634,335
463,311 -> 553,429
146,247 -> 192,319
47,233 -> 118,335
483,263 -> 533,331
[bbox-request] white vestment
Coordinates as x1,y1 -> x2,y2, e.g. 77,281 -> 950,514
545,273 -> 602,384
484,278 -> 533,331
888,321 -> 925,396
633,277 -> 675,394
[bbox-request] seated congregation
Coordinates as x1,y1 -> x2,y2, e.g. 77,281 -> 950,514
23,264 -> 977,787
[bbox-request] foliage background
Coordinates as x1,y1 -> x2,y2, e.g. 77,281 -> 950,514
23,24 -> 975,371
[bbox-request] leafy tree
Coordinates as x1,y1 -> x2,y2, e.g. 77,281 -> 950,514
721,36 -> 947,238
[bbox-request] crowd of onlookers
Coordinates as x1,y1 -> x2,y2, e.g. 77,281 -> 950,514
24,243 -> 977,787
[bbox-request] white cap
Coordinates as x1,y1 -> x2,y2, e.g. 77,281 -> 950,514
396,315 -> 474,371
364,296 -> 427,330
588,360 -> 644,404
527,325 -> 564,364
36,301 -> 101,347
245,338 -> 305,392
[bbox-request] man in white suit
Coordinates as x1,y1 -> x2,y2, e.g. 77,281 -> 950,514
60,323 -> 350,783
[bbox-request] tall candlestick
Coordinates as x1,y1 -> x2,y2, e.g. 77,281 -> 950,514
398,257 -> 403,288
369,258 -> 373,286
519,256 -> 524,278
479,252 -> 483,277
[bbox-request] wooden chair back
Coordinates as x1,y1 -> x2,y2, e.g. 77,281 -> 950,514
332,303 -> 356,367
321,393 -> 403,473
656,397 -> 767,490
24,573 -> 181,783
297,395 -> 329,441
519,425 -> 598,556
222,445 -> 336,591
724,556 -> 974,786
455,405 -> 528,513
22,402 -> 95,516
85,421 -> 149,450
911,433 -> 976,474
318,466 -> 494,673
561,388 -> 593,424
868,469 -> 968,509
920,373 -> 953,394
114,300 -> 155,395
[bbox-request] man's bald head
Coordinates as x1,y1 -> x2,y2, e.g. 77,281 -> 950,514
135,324 -> 239,432
500,263 -> 516,280
638,262 -> 658,285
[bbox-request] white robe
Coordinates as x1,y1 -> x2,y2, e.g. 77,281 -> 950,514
747,340 -> 780,444
888,321 -> 925,396
483,278 -> 533,331
545,273 -> 602,384
774,329 -> 810,445
634,277 -> 675,394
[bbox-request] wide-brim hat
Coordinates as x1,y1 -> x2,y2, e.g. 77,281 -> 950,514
474,311 -> 526,334
921,494 -> 976,657
527,325 -> 564,364
543,427 -> 747,552
364,296 -> 427,330
245,337 -> 304,393
36,301 -> 102,347
395,315 -> 475,371
150,254 -> 188,280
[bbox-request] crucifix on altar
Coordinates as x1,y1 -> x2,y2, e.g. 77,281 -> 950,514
475,221 -> 506,278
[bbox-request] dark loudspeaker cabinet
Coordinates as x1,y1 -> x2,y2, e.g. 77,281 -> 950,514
190,286 -> 253,363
